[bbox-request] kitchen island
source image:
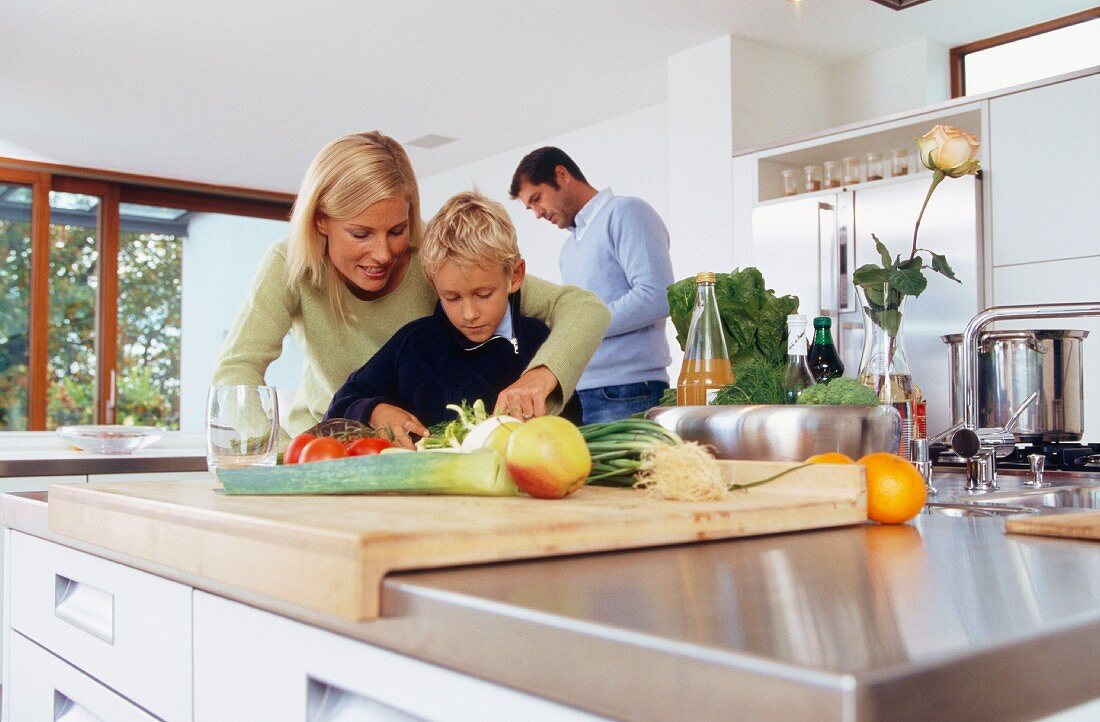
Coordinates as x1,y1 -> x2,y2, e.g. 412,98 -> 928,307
2,475 -> 1099,721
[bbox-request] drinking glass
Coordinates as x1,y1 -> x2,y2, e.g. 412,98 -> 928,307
206,385 -> 279,471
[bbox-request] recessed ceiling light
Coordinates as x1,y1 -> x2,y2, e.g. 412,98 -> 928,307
407,134 -> 457,149
868,0 -> 935,9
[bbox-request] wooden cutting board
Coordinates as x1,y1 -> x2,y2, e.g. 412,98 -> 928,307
1004,511 -> 1100,541
48,460 -> 864,621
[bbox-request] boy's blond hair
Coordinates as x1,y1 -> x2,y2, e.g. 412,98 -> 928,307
421,190 -> 522,278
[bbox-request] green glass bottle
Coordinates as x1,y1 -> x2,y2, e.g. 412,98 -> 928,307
808,316 -> 845,382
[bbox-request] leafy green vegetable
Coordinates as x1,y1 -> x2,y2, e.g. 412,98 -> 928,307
796,377 -> 880,406
658,387 -> 678,407
712,359 -> 786,405
668,268 -> 799,372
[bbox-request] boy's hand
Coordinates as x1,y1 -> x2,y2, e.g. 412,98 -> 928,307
370,404 -> 428,449
494,366 -> 559,420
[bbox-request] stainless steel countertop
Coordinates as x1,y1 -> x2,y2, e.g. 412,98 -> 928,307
4,475 -> 1099,721
0,453 -> 207,477
0,431 -> 207,477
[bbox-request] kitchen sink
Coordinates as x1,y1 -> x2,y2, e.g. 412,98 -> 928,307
924,502 -> 1038,518
960,485 -> 1100,511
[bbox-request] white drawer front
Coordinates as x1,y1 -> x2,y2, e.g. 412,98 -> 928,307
194,591 -> 604,722
8,631 -> 159,721
9,532 -> 192,721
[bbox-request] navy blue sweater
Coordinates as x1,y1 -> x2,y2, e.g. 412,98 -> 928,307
325,294 -> 581,428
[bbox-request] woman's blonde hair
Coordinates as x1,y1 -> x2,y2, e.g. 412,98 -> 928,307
420,190 -> 521,278
285,131 -> 423,320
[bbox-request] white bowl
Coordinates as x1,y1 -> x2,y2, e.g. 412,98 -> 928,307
56,425 -> 164,455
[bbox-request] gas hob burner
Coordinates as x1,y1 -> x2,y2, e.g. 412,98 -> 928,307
932,441 -> 1100,472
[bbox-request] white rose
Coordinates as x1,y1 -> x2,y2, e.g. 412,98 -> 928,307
917,125 -> 980,178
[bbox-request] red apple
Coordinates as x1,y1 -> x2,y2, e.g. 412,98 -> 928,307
504,416 -> 591,499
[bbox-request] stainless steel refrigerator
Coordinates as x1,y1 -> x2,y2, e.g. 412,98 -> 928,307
751,174 -> 983,437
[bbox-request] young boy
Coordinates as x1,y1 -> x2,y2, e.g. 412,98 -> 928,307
325,190 -> 583,439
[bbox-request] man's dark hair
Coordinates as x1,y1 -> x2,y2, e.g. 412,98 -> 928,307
509,147 -> 587,198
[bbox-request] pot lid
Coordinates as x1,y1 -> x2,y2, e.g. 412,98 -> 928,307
940,329 -> 1090,343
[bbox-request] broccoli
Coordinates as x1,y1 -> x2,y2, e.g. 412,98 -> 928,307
797,377 -> 880,406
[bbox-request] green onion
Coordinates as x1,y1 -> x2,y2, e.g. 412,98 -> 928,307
579,419 -> 683,486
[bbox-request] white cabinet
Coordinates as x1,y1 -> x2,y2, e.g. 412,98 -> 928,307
193,590 -> 604,722
7,630 -> 158,721
989,72 -> 1100,266
8,531 -> 193,721
0,474 -> 85,685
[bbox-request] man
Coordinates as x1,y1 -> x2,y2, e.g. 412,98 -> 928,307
510,147 -> 674,423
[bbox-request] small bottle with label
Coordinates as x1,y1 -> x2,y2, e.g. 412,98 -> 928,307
677,272 -> 734,405
782,314 -> 815,404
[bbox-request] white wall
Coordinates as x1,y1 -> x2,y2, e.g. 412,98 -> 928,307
180,213 -> 297,431
830,40 -> 951,127
729,37 -> 833,151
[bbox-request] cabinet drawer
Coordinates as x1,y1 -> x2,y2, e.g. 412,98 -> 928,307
9,532 -> 191,721
194,591 -> 604,721
8,631 -> 159,721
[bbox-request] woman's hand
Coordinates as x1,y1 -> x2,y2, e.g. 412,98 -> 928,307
370,403 -> 428,449
493,366 -> 559,420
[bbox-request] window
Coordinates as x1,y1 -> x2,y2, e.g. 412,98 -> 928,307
0,163 -> 292,431
951,9 -> 1100,97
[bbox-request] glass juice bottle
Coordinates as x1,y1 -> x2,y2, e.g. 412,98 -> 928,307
677,272 -> 734,405
808,316 -> 845,382
782,314 -> 815,403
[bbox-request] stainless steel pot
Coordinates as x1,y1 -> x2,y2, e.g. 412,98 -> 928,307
941,330 -> 1088,442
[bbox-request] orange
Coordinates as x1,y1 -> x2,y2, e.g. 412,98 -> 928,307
806,452 -> 855,464
857,452 -> 927,524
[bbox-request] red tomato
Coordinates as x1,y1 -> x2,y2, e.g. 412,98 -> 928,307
346,437 -> 394,456
283,433 -> 316,465
299,437 -> 348,463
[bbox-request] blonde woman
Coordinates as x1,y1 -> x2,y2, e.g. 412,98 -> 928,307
324,189 -> 584,439
212,132 -> 609,446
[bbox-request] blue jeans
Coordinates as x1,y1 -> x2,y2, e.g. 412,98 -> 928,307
577,381 -> 669,425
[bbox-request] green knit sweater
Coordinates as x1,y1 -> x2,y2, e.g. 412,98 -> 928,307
212,239 -> 610,436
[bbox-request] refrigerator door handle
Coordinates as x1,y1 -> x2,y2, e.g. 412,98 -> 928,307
836,192 -> 855,315
817,202 -> 835,317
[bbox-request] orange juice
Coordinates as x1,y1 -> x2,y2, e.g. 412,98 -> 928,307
677,357 -> 734,405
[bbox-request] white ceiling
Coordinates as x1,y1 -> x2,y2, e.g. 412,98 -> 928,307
1,0 -> 1093,193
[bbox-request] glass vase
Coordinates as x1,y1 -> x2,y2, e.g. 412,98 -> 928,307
856,284 -> 916,457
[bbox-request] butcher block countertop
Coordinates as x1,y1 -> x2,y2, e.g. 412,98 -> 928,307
4,474 -> 1100,721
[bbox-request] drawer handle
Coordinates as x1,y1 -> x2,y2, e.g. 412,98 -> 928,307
306,678 -> 424,721
54,574 -> 115,645
54,690 -> 103,721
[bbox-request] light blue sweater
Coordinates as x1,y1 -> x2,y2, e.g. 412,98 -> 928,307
560,189 -> 674,390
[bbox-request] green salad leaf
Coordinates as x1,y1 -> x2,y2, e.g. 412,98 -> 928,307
668,267 -> 799,371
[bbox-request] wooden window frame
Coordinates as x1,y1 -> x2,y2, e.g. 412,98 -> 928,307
950,7 -> 1100,98
0,157 -> 294,429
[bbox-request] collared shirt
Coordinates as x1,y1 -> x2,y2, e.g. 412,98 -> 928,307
492,303 -> 514,342
570,187 -> 615,244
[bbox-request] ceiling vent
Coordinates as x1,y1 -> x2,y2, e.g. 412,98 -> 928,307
869,0 -> 934,9
407,134 -> 457,149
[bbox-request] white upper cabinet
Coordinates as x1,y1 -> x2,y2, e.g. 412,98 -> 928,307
988,72 -> 1100,266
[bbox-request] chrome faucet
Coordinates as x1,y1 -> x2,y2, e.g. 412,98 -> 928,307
956,302 -> 1100,490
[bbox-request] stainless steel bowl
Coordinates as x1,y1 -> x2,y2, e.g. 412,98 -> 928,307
645,405 -> 901,461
